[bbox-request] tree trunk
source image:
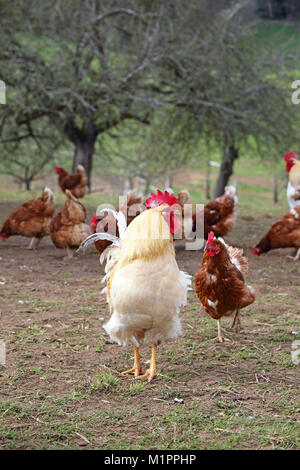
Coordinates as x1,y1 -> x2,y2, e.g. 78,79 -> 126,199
273,175 -> 278,203
213,145 -> 239,198
72,133 -> 98,192
24,179 -> 31,190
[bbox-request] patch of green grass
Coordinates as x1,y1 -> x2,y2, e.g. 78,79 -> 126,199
159,387 -> 184,400
90,372 -> 121,393
0,401 -> 33,417
254,20 -> 300,54
0,186 -> 118,211
0,426 -> 21,448
128,382 -> 146,395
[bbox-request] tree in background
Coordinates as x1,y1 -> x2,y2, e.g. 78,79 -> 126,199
0,0 -> 169,189
1,0 -> 300,195
99,115 -> 194,195
158,0 -> 300,196
0,118 -> 62,190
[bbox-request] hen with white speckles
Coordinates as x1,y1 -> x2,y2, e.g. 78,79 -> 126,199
195,232 -> 255,342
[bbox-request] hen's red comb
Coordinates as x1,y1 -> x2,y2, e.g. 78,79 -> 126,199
90,214 -> 99,232
284,152 -> 298,162
145,189 -> 178,208
206,231 -> 215,246
90,214 -> 97,226
90,214 -> 109,232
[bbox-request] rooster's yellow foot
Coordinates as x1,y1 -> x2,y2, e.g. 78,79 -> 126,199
121,366 -> 144,377
137,368 -> 156,382
136,344 -> 157,382
121,347 -> 144,377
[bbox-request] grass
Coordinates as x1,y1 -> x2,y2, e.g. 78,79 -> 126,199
90,372 -> 121,393
0,185 -> 118,210
254,20 -> 300,55
2,258 -> 298,450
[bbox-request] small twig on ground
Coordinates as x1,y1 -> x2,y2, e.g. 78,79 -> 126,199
74,431 -> 90,444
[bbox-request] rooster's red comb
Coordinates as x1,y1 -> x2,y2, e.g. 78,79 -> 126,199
145,189 -> 178,208
284,152 -> 298,162
206,231 -> 215,246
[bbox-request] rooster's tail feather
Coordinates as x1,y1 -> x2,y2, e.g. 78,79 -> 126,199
78,232 -> 120,252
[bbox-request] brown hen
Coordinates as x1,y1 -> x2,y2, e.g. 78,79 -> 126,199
192,185 -> 238,240
195,232 -> 255,342
0,187 -> 55,249
50,190 -> 92,258
55,164 -> 88,198
252,207 -> 300,261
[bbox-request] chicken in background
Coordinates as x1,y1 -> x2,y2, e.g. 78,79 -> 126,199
284,152 -> 300,210
252,206 -> 300,261
175,189 -> 193,241
0,187 -> 55,249
81,189 -> 192,381
195,232 -> 255,342
90,192 -> 146,255
204,186 -> 238,239
50,189 -> 92,259
92,188 -> 193,253
191,185 -> 238,241
55,164 -> 88,198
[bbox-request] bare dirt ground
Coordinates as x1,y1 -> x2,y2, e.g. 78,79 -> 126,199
0,201 -> 299,450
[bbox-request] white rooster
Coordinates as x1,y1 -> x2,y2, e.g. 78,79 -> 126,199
81,190 -> 192,381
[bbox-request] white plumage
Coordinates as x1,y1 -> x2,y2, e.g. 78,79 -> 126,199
104,250 -> 190,346
101,208 -> 191,347
287,181 -> 300,210
81,202 -> 192,381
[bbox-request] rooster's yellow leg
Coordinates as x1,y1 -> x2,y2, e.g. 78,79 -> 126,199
212,320 -> 230,343
137,344 -> 157,382
121,346 -> 144,377
148,344 -> 157,381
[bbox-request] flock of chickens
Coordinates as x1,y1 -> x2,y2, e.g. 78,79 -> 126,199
0,152 -> 299,381
253,152 -> 300,261
0,165 -> 91,259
